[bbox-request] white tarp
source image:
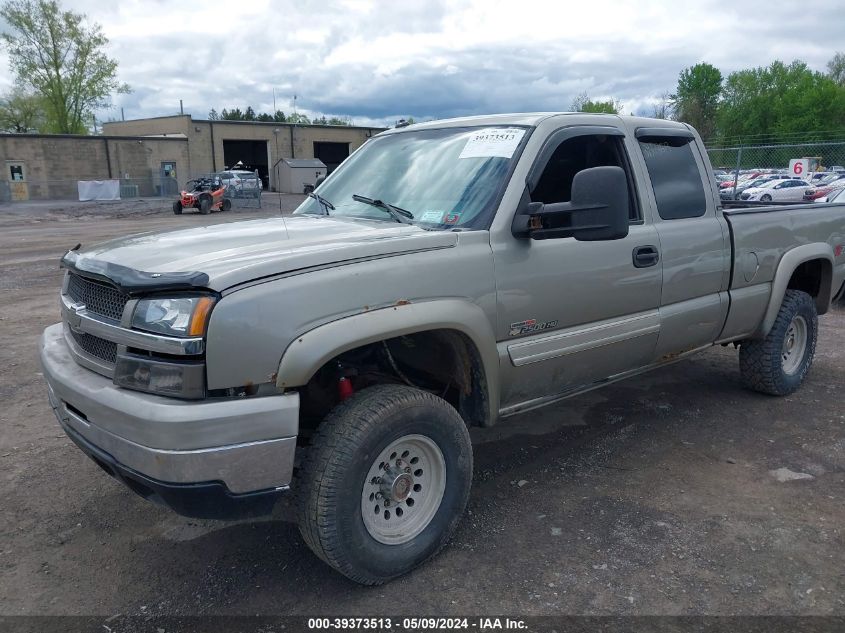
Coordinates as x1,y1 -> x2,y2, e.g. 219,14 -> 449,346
77,180 -> 120,201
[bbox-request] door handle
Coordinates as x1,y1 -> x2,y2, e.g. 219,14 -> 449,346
633,245 -> 660,268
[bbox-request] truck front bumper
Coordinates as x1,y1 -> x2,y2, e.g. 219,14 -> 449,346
39,323 -> 299,519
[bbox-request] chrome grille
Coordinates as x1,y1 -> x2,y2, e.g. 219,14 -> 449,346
68,328 -> 117,365
66,273 -> 128,322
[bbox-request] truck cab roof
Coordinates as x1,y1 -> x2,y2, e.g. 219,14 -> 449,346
377,112 -> 693,135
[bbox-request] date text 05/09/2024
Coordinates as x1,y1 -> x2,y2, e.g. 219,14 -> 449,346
307,617 -> 528,630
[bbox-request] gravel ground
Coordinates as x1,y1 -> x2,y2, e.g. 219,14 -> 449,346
0,200 -> 843,618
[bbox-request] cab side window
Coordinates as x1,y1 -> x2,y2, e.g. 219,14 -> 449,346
531,134 -> 640,221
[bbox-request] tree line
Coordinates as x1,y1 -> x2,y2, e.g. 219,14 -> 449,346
572,54 -> 845,146
670,56 -> 845,145
207,107 -> 351,126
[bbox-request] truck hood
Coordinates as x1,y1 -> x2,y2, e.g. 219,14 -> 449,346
65,215 -> 458,292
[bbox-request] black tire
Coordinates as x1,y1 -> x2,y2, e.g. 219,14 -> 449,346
199,195 -> 211,215
296,384 -> 472,585
172,201 -> 182,215
221,198 -> 232,212
761,194 -> 772,202
739,290 -> 817,396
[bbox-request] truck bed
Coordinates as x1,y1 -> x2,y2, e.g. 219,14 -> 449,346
719,202 -> 845,341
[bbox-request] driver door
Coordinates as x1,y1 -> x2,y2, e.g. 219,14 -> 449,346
492,126 -> 663,412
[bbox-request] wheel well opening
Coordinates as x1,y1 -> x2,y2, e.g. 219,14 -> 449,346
787,258 -> 832,313
298,330 -> 489,434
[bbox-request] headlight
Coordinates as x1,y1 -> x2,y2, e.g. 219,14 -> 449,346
132,296 -> 216,337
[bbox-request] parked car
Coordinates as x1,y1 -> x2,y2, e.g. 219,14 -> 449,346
819,186 -> 845,203
39,114 -> 845,585
803,176 -> 845,201
741,179 -> 810,202
721,175 -> 791,200
720,171 -> 770,190
218,170 -> 262,198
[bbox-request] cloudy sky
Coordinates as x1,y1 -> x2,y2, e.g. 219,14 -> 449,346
0,0 -> 842,127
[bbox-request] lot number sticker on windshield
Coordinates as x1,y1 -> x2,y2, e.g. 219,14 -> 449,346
419,210 -> 446,223
459,128 -> 525,159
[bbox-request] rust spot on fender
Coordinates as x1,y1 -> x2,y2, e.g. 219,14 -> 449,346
395,299 -> 411,306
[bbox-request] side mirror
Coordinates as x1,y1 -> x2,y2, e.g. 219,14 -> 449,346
512,166 -> 630,241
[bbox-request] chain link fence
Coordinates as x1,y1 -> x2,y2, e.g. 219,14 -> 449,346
706,141 -> 845,202
0,174 -> 263,209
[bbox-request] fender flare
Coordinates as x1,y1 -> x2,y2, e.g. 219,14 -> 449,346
757,243 -> 834,337
275,299 -> 500,423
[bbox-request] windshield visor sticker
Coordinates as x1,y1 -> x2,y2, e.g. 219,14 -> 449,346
458,127 -> 526,160
419,210 -> 446,223
509,318 -> 559,337
443,211 -> 462,225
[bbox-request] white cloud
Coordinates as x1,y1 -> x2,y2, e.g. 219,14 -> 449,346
0,0 -> 840,125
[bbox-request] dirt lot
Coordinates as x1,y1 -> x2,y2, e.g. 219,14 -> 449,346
0,198 -> 843,618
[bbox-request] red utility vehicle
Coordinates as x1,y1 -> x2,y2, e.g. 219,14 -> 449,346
173,176 -> 231,215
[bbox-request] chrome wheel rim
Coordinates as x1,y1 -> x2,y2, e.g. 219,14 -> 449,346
361,434 -> 446,545
781,315 -> 807,375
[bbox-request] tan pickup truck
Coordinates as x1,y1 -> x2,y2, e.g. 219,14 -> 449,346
40,113 -> 845,584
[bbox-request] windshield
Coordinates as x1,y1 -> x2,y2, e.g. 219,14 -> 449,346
294,125 -> 527,228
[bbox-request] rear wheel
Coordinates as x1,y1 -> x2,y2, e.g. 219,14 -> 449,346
739,290 -> 817,395
172,201 -> 182,215
221,198 -> 232,212
296,384 -> 473,585
199,195 -> 211,215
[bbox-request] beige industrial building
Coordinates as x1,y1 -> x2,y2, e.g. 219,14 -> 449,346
103,115 -> 384,192
0,115 -> 384,201
0,132 -> 189,200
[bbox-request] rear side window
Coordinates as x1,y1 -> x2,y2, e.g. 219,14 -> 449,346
638,137 -> 706,220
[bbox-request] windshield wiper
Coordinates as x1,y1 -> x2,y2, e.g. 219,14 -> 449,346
352,194 -> 414,224
307,192 -> 335,215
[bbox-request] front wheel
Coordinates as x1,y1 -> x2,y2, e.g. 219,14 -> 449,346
296,385 -> 473,585
199,195 -> 211,215
760,194 -> 772,202
172,201 -> 182,215
739,289 -> 817,396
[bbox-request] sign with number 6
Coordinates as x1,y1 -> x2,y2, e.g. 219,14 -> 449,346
789,159 -> 809,177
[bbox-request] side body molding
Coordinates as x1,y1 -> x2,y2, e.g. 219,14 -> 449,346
756,243 -> 834,338
275,299 -> 500,423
